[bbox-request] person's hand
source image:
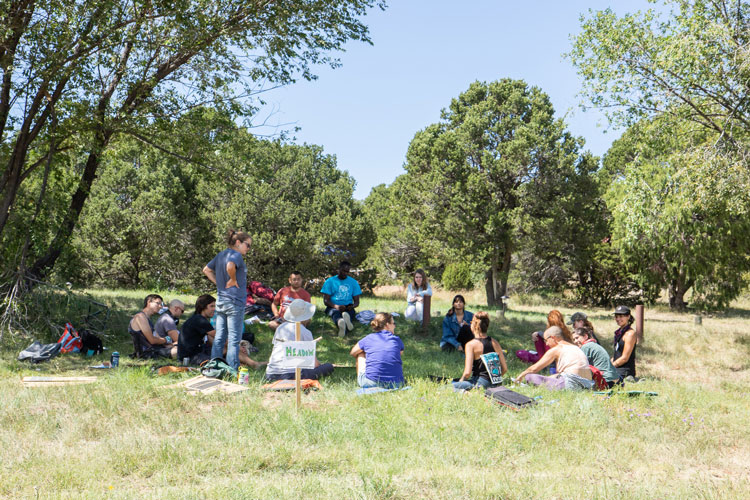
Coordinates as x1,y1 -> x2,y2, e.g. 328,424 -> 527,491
531,331 -> 540,341
457,345 -> 464,352
164,335 -> 172,345
226,278 -> 238,288
416,296 -> 423,303
335,304 -> 344,311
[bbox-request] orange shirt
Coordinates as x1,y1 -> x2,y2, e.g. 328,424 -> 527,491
273,286 -> 312,318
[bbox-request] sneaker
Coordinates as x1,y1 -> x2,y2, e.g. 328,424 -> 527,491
337,318 -> 347,337
342,312 -> 354,331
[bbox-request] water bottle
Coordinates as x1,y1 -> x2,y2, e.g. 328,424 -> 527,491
111,351 -> 120,368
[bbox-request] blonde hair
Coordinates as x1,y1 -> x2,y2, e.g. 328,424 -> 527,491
370,312 -> 394,331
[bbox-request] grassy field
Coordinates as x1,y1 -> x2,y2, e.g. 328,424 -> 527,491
1,288 -> 749,499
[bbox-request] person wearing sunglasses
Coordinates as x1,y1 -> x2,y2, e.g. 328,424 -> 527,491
514,326 -> 594,390
153,299 -> 185,358
203,229 -> 252,370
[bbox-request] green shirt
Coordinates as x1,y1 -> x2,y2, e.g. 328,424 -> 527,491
581,342 -> 620,383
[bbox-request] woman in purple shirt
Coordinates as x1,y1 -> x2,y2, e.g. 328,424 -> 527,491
350,312 -> 405,388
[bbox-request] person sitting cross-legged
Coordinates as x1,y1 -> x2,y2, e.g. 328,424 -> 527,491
268,271 -> 312,331
178,294 -> 217,366
128,294 -> 174,359
452,311 -> 508,392
265,299 -> 334,381
350,312 -> 405,389
321,260 -> 361,337
515,326 -> 594,390
153,299 -> 184,358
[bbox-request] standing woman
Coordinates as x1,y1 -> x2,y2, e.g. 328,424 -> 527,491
611,305 -> 637,379
452,311 -> 508,391
405,269 -> 433,322
441,295 -> 474,352
202,230 -> 252,370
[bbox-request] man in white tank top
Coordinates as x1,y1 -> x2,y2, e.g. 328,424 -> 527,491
515,326 -> 593,390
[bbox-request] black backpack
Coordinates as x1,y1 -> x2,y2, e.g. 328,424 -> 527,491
79,329 -> 104,354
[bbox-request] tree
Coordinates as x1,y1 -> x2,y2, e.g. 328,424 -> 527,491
0,0 -> 385,282
569,0 -> 750,151
401,79 -> 599,305
604,117 -> 750,310
59,107 -> 371,290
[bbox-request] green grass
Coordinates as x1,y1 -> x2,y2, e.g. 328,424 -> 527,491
1,289 -> 749,499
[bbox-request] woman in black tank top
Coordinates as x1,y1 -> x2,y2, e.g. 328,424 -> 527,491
612,305 -> 637,378
452,312 -> 508,391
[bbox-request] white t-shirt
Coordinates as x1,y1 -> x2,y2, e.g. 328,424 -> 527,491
265,322 -> 313,376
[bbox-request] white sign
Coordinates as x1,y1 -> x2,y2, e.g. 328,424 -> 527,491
275,341 -> 316,370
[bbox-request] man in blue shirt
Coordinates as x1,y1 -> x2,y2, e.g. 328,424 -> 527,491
321,261 -> 361,337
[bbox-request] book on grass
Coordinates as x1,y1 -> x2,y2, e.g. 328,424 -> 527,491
480,352 -> 504,385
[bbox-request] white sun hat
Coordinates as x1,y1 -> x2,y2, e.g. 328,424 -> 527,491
283,298 -> 316,323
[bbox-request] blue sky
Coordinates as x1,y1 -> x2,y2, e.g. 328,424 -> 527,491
256,1 -> 657,199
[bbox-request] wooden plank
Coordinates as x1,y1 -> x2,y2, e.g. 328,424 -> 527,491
22,376 -> 97,387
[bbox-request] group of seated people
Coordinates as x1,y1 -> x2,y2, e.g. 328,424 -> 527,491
128,263 -> 637,392
514,306 -> 637,390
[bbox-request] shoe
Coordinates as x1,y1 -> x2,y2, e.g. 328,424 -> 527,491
342,312 -> 354,331
337,318 -> 347,337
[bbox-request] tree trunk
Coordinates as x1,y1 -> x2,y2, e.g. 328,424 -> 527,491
668,278 -> 692,311
28,129 -> 112,279
498,240 -> 512,297
485,267 -> 499,306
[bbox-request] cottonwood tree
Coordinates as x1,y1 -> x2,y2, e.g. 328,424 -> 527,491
569,0 -> 750,151
604,117 -> 750,310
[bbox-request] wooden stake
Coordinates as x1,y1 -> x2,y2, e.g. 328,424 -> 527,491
635,304 -> 644,344
295,321 -> 301,411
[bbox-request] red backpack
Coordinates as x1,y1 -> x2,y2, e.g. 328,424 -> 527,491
57,323 -> 83,353
589,365 -> 609,390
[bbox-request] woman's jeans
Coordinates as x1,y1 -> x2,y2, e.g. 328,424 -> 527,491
212,298 -> 244,369
452,376 -> 492,392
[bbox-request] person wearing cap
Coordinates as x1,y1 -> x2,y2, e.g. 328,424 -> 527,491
612,305 -> 637,379
567,311 -> 600,343
572,326 -> 621,388
264,299 -> 334,381
514,326 -> 594,390
321,261 -> 361,337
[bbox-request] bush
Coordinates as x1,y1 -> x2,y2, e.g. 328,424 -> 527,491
441,262 -> 474,291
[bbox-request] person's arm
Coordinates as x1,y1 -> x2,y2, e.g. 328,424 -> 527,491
612,330 -> 636,367
458,341 -> 475,381
225,261 -> 238,288
406,285 -> 417,304
516,346 -> 557,381
442,317 -> 460,349
492,338 -> 508,376
135,313 -> 166,345
350,342 -> 363,357
203,265 -> 217,285
271,291 -> 281,317
323,293 -> 341,310
351,294 -> 360,310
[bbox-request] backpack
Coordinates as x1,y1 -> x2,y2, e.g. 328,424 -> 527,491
80,329 -> 104,354
18,341 -> 62,363
589,365 -> 609,390
57,323 -> 83,353
200,358 -> 238,381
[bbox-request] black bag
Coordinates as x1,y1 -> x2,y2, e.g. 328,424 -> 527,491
18,341 -> 62,363
80,329 -> 104,354
485,386 -> 536,410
